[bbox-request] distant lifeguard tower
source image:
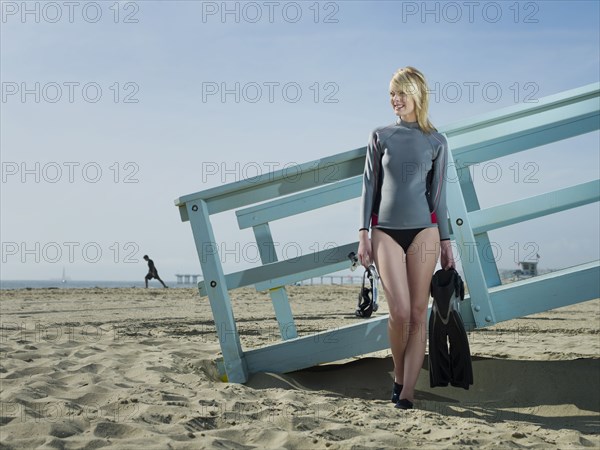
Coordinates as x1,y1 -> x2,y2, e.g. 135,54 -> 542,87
514,261 -> 539,279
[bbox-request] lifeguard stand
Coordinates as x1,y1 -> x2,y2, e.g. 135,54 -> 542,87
175,83 -> 600,383
516,261 -> 539,277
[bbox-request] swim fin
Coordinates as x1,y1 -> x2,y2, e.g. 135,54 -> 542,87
428,268 -> 473,389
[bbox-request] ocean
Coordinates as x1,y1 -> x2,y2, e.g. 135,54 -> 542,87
0,276 -> 363,290
0,280 -> 191,290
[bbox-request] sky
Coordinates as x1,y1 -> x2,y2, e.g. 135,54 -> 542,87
1,0 -> 599,282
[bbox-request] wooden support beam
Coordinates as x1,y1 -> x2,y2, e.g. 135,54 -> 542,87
236,177 -> 362,229
243,262 -> 599,375
470,180 -> 600,234
197,242 -> 358,296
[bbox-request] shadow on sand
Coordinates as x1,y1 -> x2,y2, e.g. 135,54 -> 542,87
247,356 -> 600,434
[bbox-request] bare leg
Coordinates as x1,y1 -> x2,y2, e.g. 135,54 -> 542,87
371,228 -> 411,385
400,228 -> 440,402
157,277 -> 168,288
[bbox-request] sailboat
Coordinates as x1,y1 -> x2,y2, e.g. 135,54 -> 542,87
61,267 -> 68,284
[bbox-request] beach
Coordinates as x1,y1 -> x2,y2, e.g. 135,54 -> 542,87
0,285 -> 598,449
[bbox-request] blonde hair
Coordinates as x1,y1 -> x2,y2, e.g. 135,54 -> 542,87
389,66 -> 436,134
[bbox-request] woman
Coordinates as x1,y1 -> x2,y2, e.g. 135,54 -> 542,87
357,66 -> 455,410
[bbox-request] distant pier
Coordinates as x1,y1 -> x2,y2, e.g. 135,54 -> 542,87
174,274 -> 202,285
298,276 -> 361,285
174,274 -> 361,285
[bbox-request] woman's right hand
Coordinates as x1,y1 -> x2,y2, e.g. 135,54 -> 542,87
357,230 -> 372,267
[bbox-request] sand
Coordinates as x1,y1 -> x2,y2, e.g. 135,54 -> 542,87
0,285 -> 598,449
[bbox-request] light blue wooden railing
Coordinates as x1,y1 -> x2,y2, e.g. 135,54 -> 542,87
175,82 -> 600,383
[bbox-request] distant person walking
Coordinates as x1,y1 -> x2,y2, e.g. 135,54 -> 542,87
143,255 -> 168,288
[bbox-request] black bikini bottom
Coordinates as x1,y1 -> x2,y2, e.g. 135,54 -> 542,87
376,227 -> 426,254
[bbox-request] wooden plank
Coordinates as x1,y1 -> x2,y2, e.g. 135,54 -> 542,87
198,242 -> 358,296
253,223 -> 298,339
236,177 -> 362,229
458,165 -> 502,288
175,149 -> 366,217
440,82 -> 599,137
487,261 -> 600,322
470,180 -> 600,234
186,200 -> 248,383
175,83 -> 599,219
449,104 -> 599,166
243,298 -> 476,375
242,262 -> 599,376
244,315 -> 391,374
253,260 -> 352,291
445,150 -> 497,327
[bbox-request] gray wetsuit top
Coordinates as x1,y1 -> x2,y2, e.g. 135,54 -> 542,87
360,118 -> 450,240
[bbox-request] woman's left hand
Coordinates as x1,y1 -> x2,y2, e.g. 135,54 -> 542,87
440,240 -> 455,270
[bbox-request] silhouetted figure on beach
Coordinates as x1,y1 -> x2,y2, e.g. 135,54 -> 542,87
143,255 -> 168,288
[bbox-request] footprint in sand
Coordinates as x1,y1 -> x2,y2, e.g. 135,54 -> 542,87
184,416 -> 217,432
161,392 -> 190,407
93,421 -> 142,439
